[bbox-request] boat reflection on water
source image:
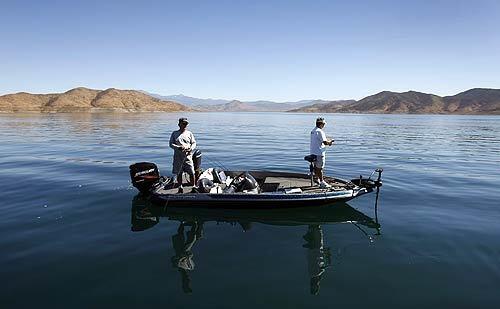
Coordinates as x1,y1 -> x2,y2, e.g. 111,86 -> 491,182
171,220 -> 203,293
131,195 -> 381,295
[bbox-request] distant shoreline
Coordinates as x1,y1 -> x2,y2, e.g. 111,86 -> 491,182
1,87 -> 499,115
2,111 -> 500,117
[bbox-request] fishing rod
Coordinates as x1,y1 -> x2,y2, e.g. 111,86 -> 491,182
203,153 -> 229,171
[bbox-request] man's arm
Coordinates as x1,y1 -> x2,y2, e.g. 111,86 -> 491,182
320,131 -> 333,146
189,133 -> 197,151
169,132 -> 182,150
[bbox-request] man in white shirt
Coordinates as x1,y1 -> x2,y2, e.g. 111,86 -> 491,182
310,117 -> 333,188
170,118 -> 197,186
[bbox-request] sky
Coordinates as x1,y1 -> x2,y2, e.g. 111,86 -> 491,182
1,0 -> 499,101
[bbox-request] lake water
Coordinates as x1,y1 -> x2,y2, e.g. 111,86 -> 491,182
1,112 -> 499,308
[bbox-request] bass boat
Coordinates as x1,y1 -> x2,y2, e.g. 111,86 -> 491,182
129,154 -> 382,208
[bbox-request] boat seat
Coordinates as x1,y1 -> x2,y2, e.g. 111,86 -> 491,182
304,154 -> 317,163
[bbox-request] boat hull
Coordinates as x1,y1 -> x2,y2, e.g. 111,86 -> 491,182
149,187 -> 371,208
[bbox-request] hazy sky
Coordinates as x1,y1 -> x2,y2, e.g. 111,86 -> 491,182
1,0 -> 499,101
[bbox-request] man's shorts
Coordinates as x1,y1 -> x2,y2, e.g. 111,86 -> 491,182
313,155 -> 325,169
172,152 -> 195,176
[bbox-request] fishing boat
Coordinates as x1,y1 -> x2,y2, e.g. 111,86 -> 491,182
129,155 -> 382,208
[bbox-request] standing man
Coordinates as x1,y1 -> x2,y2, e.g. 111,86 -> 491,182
170,117 -> 197,186
310,117 -> 333,188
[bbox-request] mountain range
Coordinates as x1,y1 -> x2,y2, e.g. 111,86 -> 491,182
291,88 -> 500,115
1,88 -> 499,114
142,92 -> 324,111
194,99 -> 338,112
0,87 -> 189,113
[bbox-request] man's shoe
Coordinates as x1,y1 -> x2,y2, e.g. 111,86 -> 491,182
319,181 -> 331,189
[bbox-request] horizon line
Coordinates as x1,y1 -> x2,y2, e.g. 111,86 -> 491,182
1,86 -> 497,102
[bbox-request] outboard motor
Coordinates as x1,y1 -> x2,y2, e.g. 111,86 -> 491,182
129,162 -> 160,194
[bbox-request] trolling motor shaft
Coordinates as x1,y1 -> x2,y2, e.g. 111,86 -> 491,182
374,168 -> 383,187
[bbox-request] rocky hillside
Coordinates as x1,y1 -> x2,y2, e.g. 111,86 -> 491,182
291,88 -> 500,114
197,99 -> 321,112
289,100 -> 355,113
203,100 -> 256,112
0,87 -> 190,113
342,91 -> 443,114
143,92 -> 320,111
442,88 -> 500,114
3,87 -> 499,114
146,93 -> 230,106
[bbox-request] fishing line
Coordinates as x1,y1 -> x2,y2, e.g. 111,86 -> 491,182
351,222 -> 374,243
204,153 -> 229,171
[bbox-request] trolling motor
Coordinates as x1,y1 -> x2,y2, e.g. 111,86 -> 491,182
351,168 -> 383,190
304,154 -> 318,186
373,168 -> 383,187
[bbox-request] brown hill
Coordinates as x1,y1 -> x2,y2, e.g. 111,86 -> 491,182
289,100 -> 355,113
0,87 -> 190,113
199,99 -> 322,112
291,88 -> 500,115
442,88 -> 500,114
0,92 -> 55,112
207,100 -> 257,112
340,91 -> 444,114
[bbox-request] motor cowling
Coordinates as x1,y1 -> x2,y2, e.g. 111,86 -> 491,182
130,162 -> 160,194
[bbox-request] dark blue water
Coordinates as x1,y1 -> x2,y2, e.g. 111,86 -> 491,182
1,113 -> 499,308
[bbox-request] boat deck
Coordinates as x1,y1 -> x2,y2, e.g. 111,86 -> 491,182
156,172 -> 352,195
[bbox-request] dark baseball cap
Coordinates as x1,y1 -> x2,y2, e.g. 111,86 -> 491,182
178,117 -> 189,124
316,117 -> 326,124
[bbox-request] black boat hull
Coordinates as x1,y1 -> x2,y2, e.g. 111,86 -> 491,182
132,169 -> 379,209
149,188 -> 371,209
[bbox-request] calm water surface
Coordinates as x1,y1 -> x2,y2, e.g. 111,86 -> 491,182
1,112 -> 499,308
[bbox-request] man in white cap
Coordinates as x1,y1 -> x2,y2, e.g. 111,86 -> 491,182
310,117 -> 333,188
170,117 -> 197,186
